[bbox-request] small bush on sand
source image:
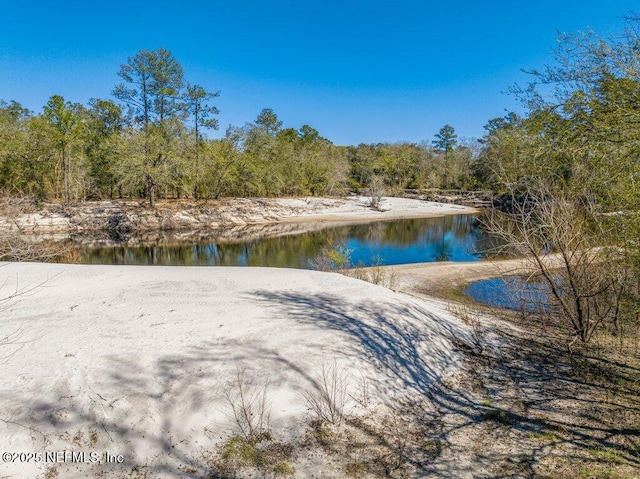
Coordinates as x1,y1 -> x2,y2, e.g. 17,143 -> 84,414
302,359 -> 350,426
308,242 -> 352,271
223,368 -> 271,444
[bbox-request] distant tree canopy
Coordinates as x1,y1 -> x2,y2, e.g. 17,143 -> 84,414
9,22 -> 630,209
1,15 -> 639,211
0,47 -> 477,205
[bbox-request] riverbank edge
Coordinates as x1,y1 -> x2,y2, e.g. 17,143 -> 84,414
0,196 -> 479,236
376,254 -> 567,300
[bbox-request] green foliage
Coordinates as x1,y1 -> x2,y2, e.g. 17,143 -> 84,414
84,99 -> 124,198
309,243 -> 352,271
147,121 -> 186,196
477,15 -> 640,345
478,20 -> 640,210
112,48 -> 189,206
254,107 -> 282,137
344,461 -> 368,477
184,84 -> 220,199
211,435 -> 295,478
432,124 -> 457,154
432,124 -> 459,188
184,84 -> 219,132
272,460 -> 295,476
0,48 -> 486,204
113,47 -> 185,127
43,95 -> 87,203
0,102 -> 45,197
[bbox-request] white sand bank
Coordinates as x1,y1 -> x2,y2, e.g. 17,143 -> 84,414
275,196 -> 477,223
0,262 -> 469,478
383,254 -> 570,298
1,196 -> 478,236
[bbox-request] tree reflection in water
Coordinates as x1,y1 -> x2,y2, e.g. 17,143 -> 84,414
79,215 -> 499,268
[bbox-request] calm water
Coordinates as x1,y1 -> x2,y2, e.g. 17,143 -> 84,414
465,276 -> 553,312
79,214 -> 499,268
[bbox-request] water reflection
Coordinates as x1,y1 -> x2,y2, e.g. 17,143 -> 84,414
79,215 -> 498,268
465,275 -> 553,312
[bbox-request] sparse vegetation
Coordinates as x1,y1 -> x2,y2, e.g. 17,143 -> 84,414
447,292 -> 640,479
448,302 -> 487,353
0,195 -> 69,261
310,244 -> 398,290
41,465 -> 58,479
308,242 -> 353,271
365,175 -> 386,211
223,368 -> 272,444
209,369 -> 299,478
476,16 -> 640,351
302,358 -> 350,426
344,461 -> 368,478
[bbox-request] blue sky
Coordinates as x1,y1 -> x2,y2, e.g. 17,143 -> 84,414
1,1 -> 637,145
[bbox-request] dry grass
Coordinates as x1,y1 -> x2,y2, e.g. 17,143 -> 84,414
441,296 -> 640,479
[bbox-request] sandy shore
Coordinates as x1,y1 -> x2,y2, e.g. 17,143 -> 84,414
3,196 -> 478,236
0,261 -> 470,478
385,254 -> 566,298
274,196 -> 477,223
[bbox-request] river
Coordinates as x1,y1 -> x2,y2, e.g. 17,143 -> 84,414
78,214 -> 498,268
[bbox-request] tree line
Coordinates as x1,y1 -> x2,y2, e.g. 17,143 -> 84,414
0,48 -> 479,207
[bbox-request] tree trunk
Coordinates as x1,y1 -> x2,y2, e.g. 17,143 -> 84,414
63,142 -> 70,204
146,174 -> 156,208
193,118 -> 200,200
149,184 -> 155,208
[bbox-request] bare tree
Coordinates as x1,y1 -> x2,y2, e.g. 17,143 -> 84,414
365,175 -> 386,211
483,183 -> 626,349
